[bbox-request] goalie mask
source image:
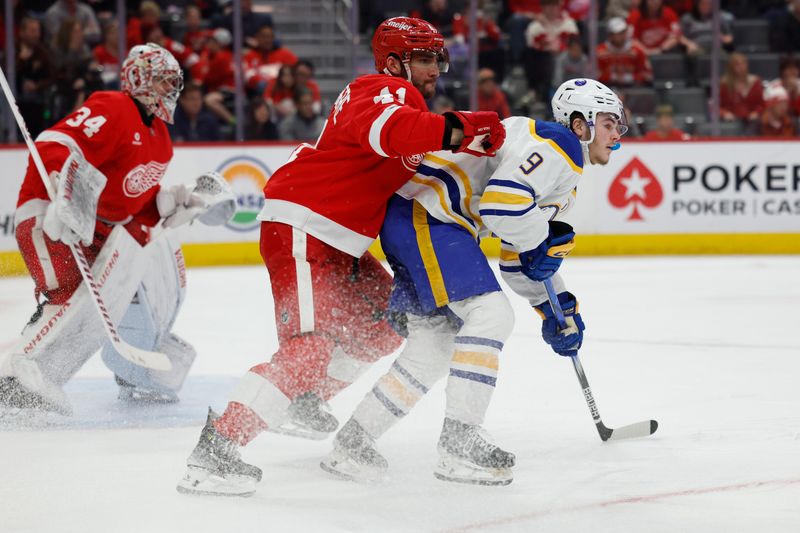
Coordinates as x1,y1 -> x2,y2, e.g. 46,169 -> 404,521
121,43 -> 184,124
372,17 -> 449,81
551,79 -> 628,147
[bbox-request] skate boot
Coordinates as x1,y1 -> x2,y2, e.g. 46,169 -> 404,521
320,418 -> 388,482
177,408 -> 263,497
115,375 -> 178,404
434,417 -> 515,486
268,391 -> 339,440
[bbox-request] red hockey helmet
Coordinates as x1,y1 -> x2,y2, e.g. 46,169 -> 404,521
371,17 -> 449,75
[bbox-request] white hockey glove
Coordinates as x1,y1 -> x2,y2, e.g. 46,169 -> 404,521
41,153 -> 108,246
157,183 -> 206,229
157,172 -> 236,229
43,187 -> 84,246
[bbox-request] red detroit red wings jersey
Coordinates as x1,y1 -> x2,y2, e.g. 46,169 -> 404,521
259,74 -> 447,257
17,91 -> 173,226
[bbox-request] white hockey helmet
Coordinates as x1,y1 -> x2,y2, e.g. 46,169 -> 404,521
121,43 -> 184,124
551,78 -> 628,142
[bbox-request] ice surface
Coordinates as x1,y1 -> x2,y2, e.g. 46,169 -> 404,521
1,257 -> 799,533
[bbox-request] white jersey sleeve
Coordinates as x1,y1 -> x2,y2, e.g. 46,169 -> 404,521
482,117 -> 585,305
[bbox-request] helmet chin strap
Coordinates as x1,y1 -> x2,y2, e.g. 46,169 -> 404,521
382,61 -> 413,82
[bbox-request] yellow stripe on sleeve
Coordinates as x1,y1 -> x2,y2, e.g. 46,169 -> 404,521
412,201 -> 450,307
481,191 -> 534,205
528,119 -> 583,175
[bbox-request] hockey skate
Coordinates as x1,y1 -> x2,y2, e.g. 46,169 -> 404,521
320,418 -> 388,483
434,418 -> 515,486
267,391 -> 339,440
115,375 -> 178,404
176,408 -> 263,497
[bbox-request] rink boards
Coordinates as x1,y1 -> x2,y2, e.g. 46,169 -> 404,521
1,139 -> 799,275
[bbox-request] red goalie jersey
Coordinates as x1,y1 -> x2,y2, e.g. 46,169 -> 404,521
16,91 -> 173,227
258,74 -> 448,257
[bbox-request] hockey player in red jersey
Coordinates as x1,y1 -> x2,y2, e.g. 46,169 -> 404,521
0,43 -> 235,413
177,17 -> 506,497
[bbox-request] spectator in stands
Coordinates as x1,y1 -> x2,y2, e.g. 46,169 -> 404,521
183,4 -> 210,54
278,89 -> 325,142
605,0 -> 637,20
644,104 -> 691,140
265,65 -> 298,121
597,17 -> 654,87
680,0 -> 734,56
49,18 -> 101,122
169,82 -> 221,142
212,0 -> 274,47
452,1 -> 505,81
244,96 -> 280,141
44,0 -> 101,45
505,0 -> 542,65
92,19 -> 120,89
776,56 -> 800,116
477,68 -> 511,119
143,25 -> 200,73
553,35 -> 589,88
628,0 -> 682,55
720,52 -> 764,134
769,0 -> 800,54
760,81 -> 796,136
199,29 -> 236,126
244,24 -> 299,95
664,0 -> 694,15
414,0 -> 457,37
126,0 -> 161,48
293,60 -> 322,115
524,0 -> 579,99
16,16 -> 50,137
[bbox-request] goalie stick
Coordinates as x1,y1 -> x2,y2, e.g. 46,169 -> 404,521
543,278 -> 657,441
0,67 -> 171,372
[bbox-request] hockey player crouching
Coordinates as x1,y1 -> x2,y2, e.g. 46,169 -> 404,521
0,43 -> 235,415
320,79 -> 627,486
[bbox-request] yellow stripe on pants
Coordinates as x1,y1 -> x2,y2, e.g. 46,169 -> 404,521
412,200 -> 449,307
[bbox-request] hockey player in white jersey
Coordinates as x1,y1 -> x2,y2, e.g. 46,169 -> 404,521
321,79 -> 627,485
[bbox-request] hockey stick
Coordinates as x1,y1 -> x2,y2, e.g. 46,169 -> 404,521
0,67 -> 171,371
543,278 -> 657,441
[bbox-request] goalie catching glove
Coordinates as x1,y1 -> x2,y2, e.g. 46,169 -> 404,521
518,221 -> 575,281
534,291 -> 585,357
157,171 -> 236,228
443,111 -> 506,157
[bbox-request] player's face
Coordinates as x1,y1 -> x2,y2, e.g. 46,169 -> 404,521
407,51 -> 441,99
588,113 -> 623,165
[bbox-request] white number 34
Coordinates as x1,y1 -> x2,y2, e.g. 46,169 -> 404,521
65,106 -> 107,138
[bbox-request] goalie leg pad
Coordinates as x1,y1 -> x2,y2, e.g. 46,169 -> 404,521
101,230 -> 194,395
3,226 -> 146,391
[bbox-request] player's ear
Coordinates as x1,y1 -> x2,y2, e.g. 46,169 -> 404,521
385,55 -> 403,77
571,117 -> 588,140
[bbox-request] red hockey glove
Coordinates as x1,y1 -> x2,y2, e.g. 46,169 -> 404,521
444,110 -> 506,157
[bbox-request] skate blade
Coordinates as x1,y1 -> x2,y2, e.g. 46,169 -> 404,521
176,466 -> 257,497
267,422 -> 331,441
319,449 -> 386,484
434,455 -> 513,486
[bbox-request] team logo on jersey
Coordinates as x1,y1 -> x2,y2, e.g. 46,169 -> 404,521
608,157 -> 664,220
401,153 -> 424,172
123,160 -> 168,197
215,156 -> 272,232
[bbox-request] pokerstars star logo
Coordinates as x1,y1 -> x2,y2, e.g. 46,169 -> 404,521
608,157 -> 664,221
